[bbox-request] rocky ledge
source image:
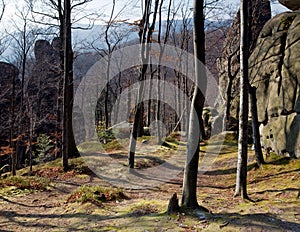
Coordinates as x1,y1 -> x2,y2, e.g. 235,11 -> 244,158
249,11 -> 300,158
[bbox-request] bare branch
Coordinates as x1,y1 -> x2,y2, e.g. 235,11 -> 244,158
0,0 -> 5,22
71,0 -> 92,10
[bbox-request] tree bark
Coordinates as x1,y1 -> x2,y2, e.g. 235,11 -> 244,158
249,86 -> 265,166
234,0 -> 249,199
181,0 -> 206,209
128,0 -> 159,168
62,0 -> 78,172
55,0 -> 64,159
10,67 -> 17,176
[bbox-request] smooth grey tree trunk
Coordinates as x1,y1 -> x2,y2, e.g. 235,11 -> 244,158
234,0 -> 249,199
10,68 -> 16,176
128,0 -> 159,168
181,0 -> 206,209
249,86 -> 265,167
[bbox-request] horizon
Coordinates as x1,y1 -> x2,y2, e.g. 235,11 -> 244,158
0,0 -> 290,62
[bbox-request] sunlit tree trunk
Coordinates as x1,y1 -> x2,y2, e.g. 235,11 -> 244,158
182,0 -> 206,209
10,68 -> 17,176
249,86 -> 265,167
234,0 -> 249,199
62,0 -> 78,171
128,0 -> 159,168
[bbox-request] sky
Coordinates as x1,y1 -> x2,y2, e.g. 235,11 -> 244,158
0,0 -> 289,61
1,0 -> 289,28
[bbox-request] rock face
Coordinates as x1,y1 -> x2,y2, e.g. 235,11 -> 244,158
27,38 -> 61,134
249,11 -> 300,157
218,0 -> 271,123
279,0 -> 300,11
0,62 -> 20,144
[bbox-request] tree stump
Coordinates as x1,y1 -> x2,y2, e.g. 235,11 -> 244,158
167,193 -> 180,214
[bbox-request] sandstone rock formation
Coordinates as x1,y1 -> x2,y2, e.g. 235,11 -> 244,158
218,0 -> 271,125
0,62 -> 20,144
249,11 -> 300,157
279,0 -> 300,11
27,38 -> 61,134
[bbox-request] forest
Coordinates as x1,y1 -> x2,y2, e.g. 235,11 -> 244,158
0,0 -> 299,231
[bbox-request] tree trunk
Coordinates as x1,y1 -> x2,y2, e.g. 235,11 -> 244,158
249,86 -> 265,166
224,77 -> 233,131
128,0 -> 159,168
147,62 -> 154,127
234,0 -> 249,199
62,0 -> 78,172
29,106 -> 34,175
181,0 -> 206,209
105,59 -> 110,129
10,67 -> 16,176
55,0 -> 64,159
167,193 -> 180,214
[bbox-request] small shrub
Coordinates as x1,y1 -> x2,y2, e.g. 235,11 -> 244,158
68,158 -> 94,175
130,203 -> 159,216
35,134 -> 54,163
165,132 -> 180,145
0,176 -> 50,191
102,140 -> 124,152
96,121 -> 115,143
33,166 -> 61,179
67,185 -> 128,206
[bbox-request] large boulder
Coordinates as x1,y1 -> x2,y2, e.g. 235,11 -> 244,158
279,0 -> 300,11
27,38 -> 61,134
249,11 -> 300,157
0,62 -> 20,143
218,0 -> 271,122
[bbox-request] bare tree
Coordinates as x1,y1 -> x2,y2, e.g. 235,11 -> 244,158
0,0 -> 4,21
128,0 -> 160,168
0,0 -> 9,57
249,86 -> 265,166
27,0 -> 94,170
6,6 -> 40,114
234,0 -> 249,199
181,0 -> 206,209
89,0 -> 130,129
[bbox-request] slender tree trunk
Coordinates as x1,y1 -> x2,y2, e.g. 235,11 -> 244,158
21,54 -> 26,113
182,0 -> 205,209
62,0 -> 70,171
224,77 -> 233,131
223,48 -> 239,131
105,59 -> 110,129
62,0 -> 78,171
56,0 -> 64,159
29,105 -> 34,175
147,61 -> 154,127
128,0 -> 159,168
128,64 -> 147,168
127,80 -> 131,118
56,74 -> 63,158
234,0 -> 249,199
249,86 -> 265,166
156,70 -> 162,143
10,69 -> 16,176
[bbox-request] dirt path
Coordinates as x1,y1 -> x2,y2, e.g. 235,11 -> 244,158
0,150 -> 300,231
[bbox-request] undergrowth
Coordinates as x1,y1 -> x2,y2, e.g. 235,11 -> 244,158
0,176 -> 51,192
67,185 -> 129,206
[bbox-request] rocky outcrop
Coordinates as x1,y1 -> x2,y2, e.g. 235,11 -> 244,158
0,62 -> 20,143
279,0 -> 300,11
249,11 -> 300,157
27,38 -> 61,134
218,0 -> 271,122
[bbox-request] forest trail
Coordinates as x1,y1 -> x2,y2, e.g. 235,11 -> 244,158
0,146 -> 300,231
